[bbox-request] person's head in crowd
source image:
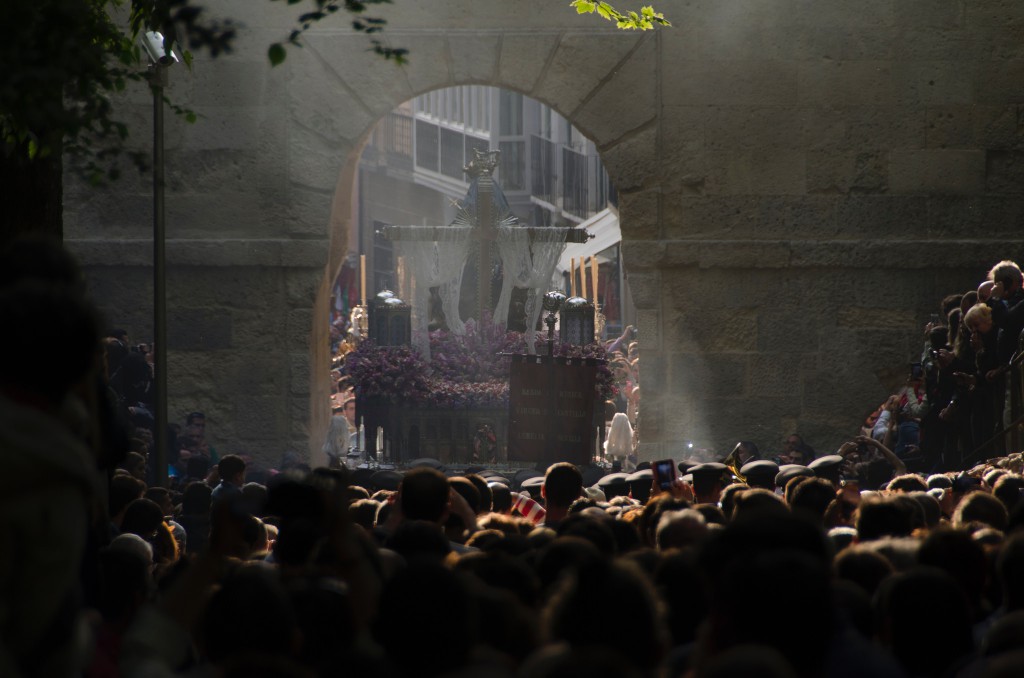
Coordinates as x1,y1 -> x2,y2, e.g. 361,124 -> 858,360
781,434 -> 814,465
690,463 -> 727,505
876,567 -> 975,678
286,576 -> 356,670
462,473 -> 492,514
241,482 -> 268,517
543,559 -> 667,673
118,451 -> 147,482
988,259 -> 1023,296
788,478 -> 837,524
0,271 -> 100,409
342,397 -> 356,427
997,533 -> 1024,613
954,491 -> 1008,532
604,399 -> 617,423
375,564 -> 477,676
719,482 -> 749,519
186,411 -> 206,434
827,526 -> 858,553
110,474 -> 146,529
201,563 -> 299,667
697,513 -> 833,678
655,508 -> 707,551
854,457 -> 896,491
739,459 -> 778,491
948,307 -> 963,348
940,293 -> 964,320
638,495 -> 691,548
964,302 -> 994,336
783,474 -> 813,505
733,441 -> 760,465
993,474 -> 1024,515
693,503 -> 727,528
927,473 -> 953,490
654,548 -> 707,648
918,528 -> 989,621
730,488 -> 787,521
951,473 -> 985,506
347,485 -> 370,502
927,325 -> 949,354
217,455 -> 246,488
96,540 -> 153,629
542,462 -> 583,525
535,535 -> 603,594
399,467 -> 450,525
960,290 -> 979,318
121,498 -> 178,565
984,468 -> 1007,489
834,545 -> 894,598
855,495 -> 915,542
893,494 -> 928,532
489,482 -> 512,514
453,550 -> 541,609
348,499 -> 380,532
808,454 -> 844,487
143,487 -> 174,518
446,476 -> 481,541
907,491 -> 942,530
567,496 -> 598,515
888,473 -> 928,493
181,480 -> 212,516
556,512 -> 617,555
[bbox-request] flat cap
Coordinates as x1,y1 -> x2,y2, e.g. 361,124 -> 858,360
808,455 -> 844,473
677,459 -> 701,474
775,464 -> 814,488
740,459 -> 780,487
688,462 -> 728,478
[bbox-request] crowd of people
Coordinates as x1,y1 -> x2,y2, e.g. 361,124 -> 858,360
3,235 -> 1024,678
862,260 -> 1024,474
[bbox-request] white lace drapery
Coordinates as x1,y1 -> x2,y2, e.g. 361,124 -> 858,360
393,227 -> 471,360
494,226 -> 568,354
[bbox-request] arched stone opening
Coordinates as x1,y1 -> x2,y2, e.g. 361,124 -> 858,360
303,31 -> 657,461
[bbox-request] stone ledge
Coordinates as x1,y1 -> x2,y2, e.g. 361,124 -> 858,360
624,239 -> 1024,269
66,239 -> 329,268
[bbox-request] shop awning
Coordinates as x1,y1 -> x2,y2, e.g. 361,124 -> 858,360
556,207 -> 620,273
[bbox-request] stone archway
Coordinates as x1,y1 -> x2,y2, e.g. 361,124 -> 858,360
298,28 -> 660,460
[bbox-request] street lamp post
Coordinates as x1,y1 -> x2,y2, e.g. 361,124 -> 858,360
142,31 -> 177,487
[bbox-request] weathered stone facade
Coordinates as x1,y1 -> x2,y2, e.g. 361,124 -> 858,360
65,0 -> 1024,464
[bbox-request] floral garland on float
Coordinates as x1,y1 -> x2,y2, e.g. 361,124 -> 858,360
343,320 -> 617,409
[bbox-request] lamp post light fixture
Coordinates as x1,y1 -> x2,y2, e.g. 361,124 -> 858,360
142,30 -> 177,487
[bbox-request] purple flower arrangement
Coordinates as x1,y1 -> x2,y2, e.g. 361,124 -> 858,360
343,323 -> 616,408
342,342 -> 432,404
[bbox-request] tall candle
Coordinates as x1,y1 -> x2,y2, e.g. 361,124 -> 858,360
360,254 -> 367,306
590,256 -> 598,303
570,258 -> 577,297
579,256 -> 587,301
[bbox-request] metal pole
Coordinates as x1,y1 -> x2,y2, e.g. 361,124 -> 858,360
152,66 -> 169,488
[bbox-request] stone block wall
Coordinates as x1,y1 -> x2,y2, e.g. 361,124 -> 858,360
64,0 -> 1024,466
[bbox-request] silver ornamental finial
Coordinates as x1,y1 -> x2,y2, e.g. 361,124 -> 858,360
464,148 -> 501,178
